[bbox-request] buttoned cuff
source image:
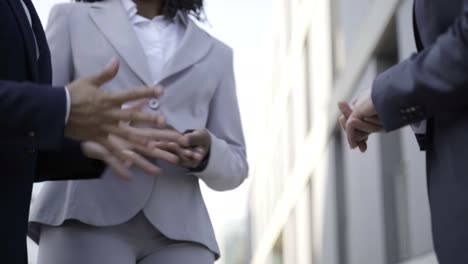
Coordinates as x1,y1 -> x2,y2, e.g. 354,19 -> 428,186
410,120 -> 427,135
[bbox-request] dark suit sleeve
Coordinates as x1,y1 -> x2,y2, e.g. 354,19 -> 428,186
29,3 -> 104,182
372,1 -> 468,132
35,140 -> 105,182
0,80 -> 66,150
0,81 -> 104,182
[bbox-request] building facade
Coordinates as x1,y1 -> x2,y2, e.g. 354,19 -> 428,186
248,0 -> 438,263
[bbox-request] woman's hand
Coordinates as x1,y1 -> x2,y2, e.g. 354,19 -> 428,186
163,129 -> 211,169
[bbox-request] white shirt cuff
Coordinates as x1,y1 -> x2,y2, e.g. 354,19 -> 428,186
64,86 -> 71,124
410,120 -> 427,134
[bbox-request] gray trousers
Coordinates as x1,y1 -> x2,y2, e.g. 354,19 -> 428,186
36,213 -> 215,264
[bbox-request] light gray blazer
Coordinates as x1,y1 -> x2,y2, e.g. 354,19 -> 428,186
28,0 -> 248,257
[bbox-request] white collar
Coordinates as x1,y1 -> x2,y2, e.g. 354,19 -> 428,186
120,0 -> 187,27
120,0 -> 137,18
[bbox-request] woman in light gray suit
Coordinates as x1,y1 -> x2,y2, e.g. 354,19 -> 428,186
28,0 -> 248,263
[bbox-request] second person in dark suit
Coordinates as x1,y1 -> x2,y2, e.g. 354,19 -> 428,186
339,0 -> 468,263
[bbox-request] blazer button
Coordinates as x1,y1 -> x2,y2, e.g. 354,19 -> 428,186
148,99 -> 160,110
29,131 -> 35,137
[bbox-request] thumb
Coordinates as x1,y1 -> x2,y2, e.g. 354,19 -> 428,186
338,101 -> 353,118
89,58 -> 119,87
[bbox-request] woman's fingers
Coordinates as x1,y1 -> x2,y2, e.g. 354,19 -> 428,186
103,154 -> 134,180
166,142 -> 197,167
191,146 -> 207,161
121,150 -> 162,176
96,138 -> 134,180
101,135 -> 162,177
122,125 -> 183,145
179,129 -> 210,148
130,141 -> 180,165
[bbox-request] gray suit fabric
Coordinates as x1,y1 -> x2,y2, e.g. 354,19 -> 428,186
372,0 -> 468,262
28,0 -> 248,258
37,213 -> 215,264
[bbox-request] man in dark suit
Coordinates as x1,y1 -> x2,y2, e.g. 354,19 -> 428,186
0,0 -> 182,262
339,0 -> 468,263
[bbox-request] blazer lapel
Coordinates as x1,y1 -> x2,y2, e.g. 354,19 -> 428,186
89,0 -> 153,85
159,16 -> 214,83
412,0 -> 423,51
6,0 -> 39,81
23,0 -> 52,84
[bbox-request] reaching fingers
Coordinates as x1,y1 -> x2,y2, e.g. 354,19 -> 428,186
121,150 -> 162,176
103,125 -> 184,164
168,142 -> 194,158
104,154 -> 134,180
149,141 -> 170,150
96,137 -> 135,180
84,138 -> 135,179
107,135 -> 163,176
129,141 -> 180,164
119,125 -> 183,146
106,107 -> 163,125
98,137 -> 130,163
121,99 -> 149,111
103,86 -> 163,105
166,142 -> 197,167
101,124 -> 137,144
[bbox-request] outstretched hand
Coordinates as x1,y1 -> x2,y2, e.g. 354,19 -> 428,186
81,124 -> 185,180
65,58 -> 167,149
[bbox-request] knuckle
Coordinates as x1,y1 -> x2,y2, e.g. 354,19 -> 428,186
128,110 -> 137,121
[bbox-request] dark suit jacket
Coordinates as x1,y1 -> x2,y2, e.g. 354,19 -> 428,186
372,0 -> 468,262
0,0 -> 104,262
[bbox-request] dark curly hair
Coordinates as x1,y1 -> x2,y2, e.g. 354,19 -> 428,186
76,0 -> 204,20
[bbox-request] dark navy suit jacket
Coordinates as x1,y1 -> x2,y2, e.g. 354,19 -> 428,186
372,0 -> 468,262
0,0 -> 104,262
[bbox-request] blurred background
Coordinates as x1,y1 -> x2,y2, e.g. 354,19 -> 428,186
30,0 -> 439,263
